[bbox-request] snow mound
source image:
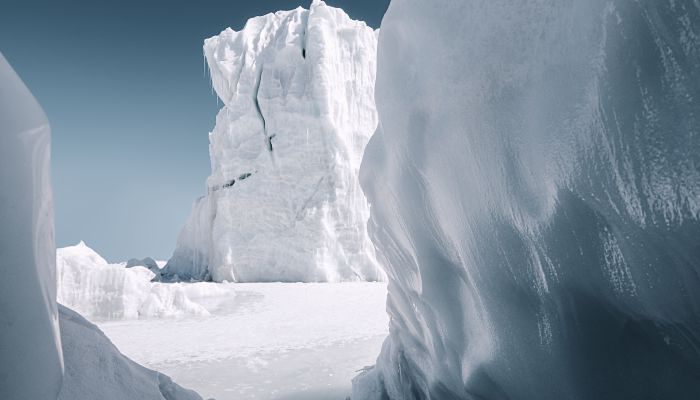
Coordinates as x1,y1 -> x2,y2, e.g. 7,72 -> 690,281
0,52 -> 63,399
354,1 -> 700,399
163,1 -> 383,282
57,242 -> 211,320
58,305 -> 202,400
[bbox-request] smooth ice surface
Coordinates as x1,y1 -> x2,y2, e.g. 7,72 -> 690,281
58,242 -> 220,320
355,1 -> 700,399
100,282 -> 389,400
164,1 -> 383,282
57,305 -> 202,400
0,52 -> 63,400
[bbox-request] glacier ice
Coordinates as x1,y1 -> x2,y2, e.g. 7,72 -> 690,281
0,52 -> 63,400
354,1 -> 700,399
57,305 -> 202,400
57,242 -> 212,320
163,1 -> 383,282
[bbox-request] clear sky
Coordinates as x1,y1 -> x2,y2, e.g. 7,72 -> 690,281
0,0 -> 389,262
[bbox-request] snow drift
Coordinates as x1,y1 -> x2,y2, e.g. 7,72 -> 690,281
0,52 -> 63,400
163,0 -> 383,282
354,1 -> 700,399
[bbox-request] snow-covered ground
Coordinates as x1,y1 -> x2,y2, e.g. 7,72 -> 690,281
99,282 -> 388,400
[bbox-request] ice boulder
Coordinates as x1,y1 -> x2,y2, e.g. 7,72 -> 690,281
163,1 -> 383,282
0,52 -> 63,400
354,1 -> 700,399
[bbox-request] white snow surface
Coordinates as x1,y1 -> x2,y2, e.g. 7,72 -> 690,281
57,241 -> 224,320
164,1 -> 383,283
57,305 -> 202,400
100,282 -> 389,400
0,52 -> 63,399
354,1 -> 700,399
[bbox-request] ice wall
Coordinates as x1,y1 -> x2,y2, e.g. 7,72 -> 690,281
0,54 -> 203,399
0,52 -> 63,399
163,1 -> 383,282
354,1 -> 700,399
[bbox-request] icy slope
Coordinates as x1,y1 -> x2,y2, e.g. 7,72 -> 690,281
0,52 -> 63,399
57,305 -> 202,400
57,242 -> 217,320
354,1 -> 700,399
163,1 -> 383,282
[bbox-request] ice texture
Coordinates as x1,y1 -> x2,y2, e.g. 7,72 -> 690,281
0,52 -> 63,399
163,1 -> 383,282
354,1 -> 700,399
57,242 -> 211,320
57,305 -> 202,400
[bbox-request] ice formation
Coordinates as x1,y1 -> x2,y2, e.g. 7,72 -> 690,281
57,242 -> 211,320
354,1 -> 700,399
0,53 -> 201,400
57,305 -> 202,400
0,52 -> 63,399
126,256 -> 163,276
163,1 -> 383,282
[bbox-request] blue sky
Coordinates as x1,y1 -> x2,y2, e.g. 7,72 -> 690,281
0,0 -> 388,261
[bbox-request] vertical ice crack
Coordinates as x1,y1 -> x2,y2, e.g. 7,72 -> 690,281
301,27 -> 307,59
253,64 -> 278,168
252,65 -> 267,147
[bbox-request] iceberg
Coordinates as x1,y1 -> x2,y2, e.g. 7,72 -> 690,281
57,242 -> 212,320
163,1 -> 383,283
354,1 -> 700,399
126,256 -> 163,276
0,52 -> 63,400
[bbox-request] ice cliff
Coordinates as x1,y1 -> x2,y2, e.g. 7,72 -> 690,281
163,1 -> 383,282
354,1 -> 700,399
0,52 -> 62,399
0,53 -> 201,400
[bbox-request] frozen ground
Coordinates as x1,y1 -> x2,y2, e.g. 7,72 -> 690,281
98,282 -> 388,400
